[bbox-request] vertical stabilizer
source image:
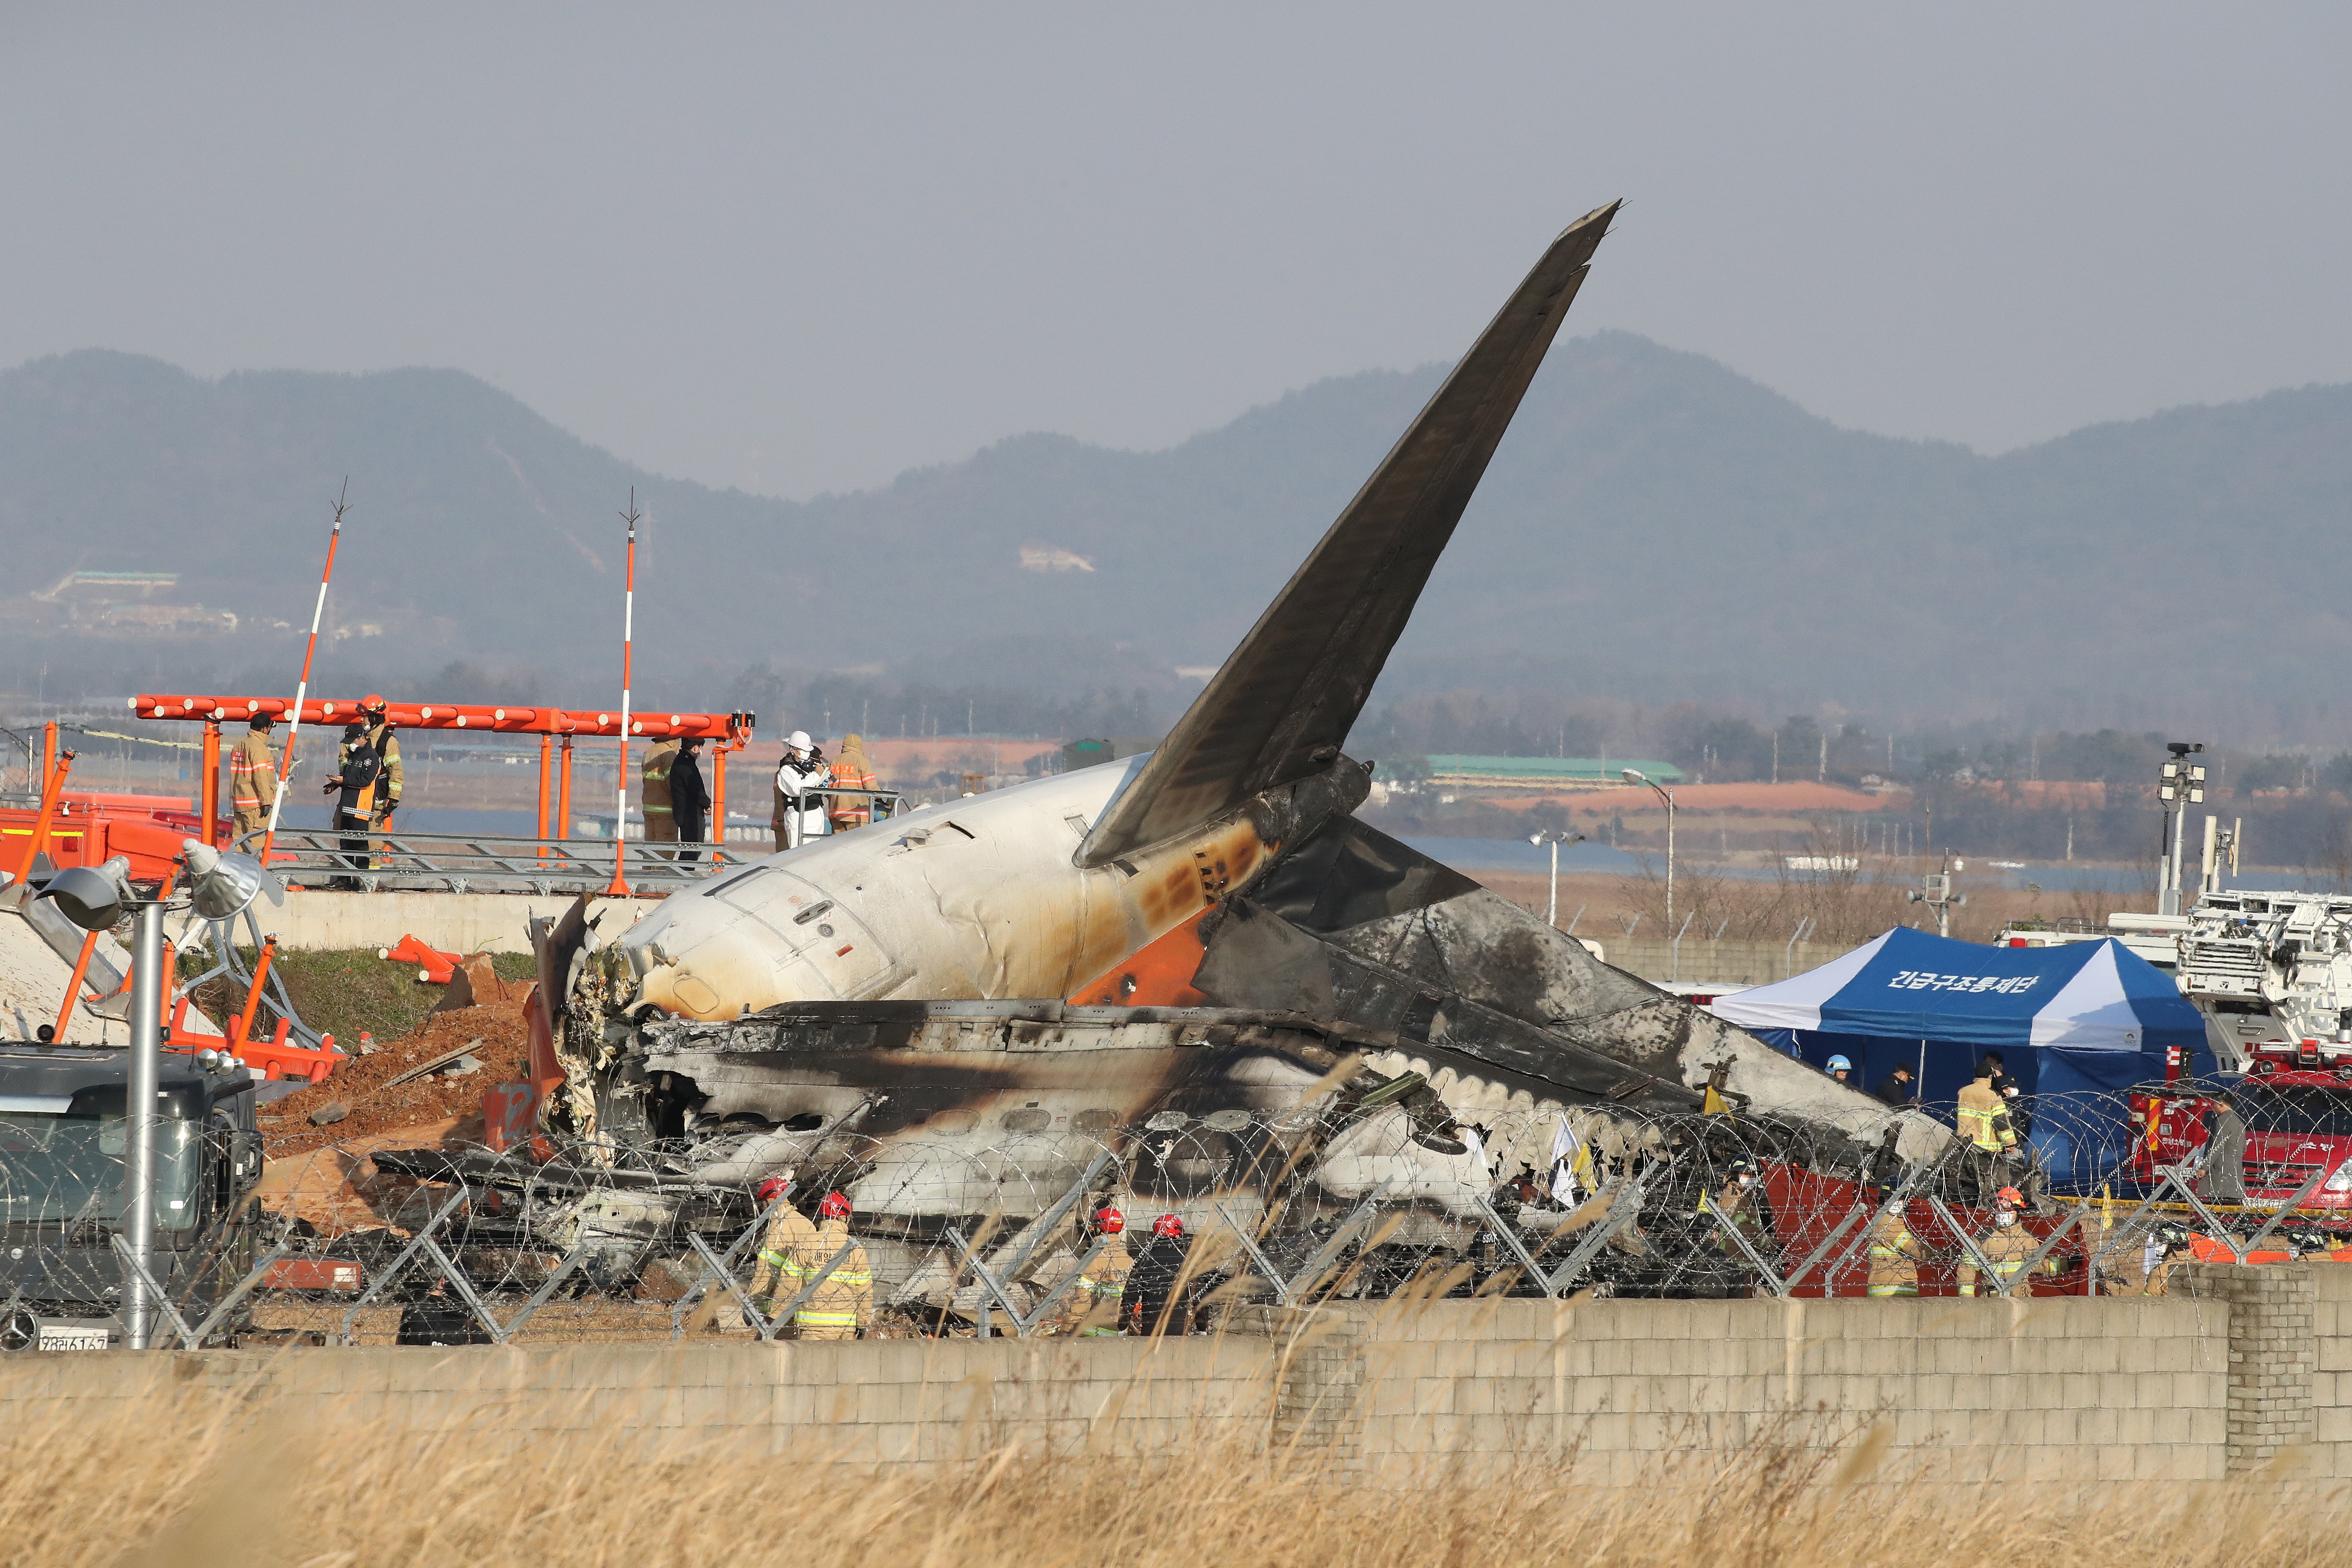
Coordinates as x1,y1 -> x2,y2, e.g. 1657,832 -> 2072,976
1079,202 -> 1619,867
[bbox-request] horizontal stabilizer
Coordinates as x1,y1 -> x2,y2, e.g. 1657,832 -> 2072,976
1080,202 -> 1619,867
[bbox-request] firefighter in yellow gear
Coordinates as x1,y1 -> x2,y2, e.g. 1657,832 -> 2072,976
744,1173 -> 818,1327
639,735 -> 680,846
783,1190 -> 872,1339
1049,1203 -> 1132,1336
1698,1161 -> 1773,1266
227,714 -> 277,842
1865,1199 -> 1920,1297
1957,1059 -> 2017,1199
827,733 -> 879,833
1959,1187 -> 2060,1297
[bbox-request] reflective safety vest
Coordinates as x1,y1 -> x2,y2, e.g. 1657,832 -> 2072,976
1054,1244 -> 1132,1335
746,1203 -> 819,1314
1957,1082 -> 2013,1153
229,731 -> 277,809
1698,1184 -> 1766,1255
827,760 -> 879,828
640,738 -> 679,818
1959,1223 -> 2054,1296
778,1217 -> 872,1337
1865,1210 -> 1919,1297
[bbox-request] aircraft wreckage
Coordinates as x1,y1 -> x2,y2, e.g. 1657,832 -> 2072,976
387,202 -> 1948,1310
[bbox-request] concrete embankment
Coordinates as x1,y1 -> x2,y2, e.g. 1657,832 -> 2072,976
255,891 -> 660,955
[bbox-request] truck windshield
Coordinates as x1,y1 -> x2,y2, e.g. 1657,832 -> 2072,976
0,1115 -> 200,1230
2235,1087 -> 2352,1140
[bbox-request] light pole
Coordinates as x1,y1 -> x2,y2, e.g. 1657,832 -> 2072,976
1528,829 -> 1584,927
1622,769 -> 1675,930
36,840 -> 279,1349
2156,743 -> 2205,916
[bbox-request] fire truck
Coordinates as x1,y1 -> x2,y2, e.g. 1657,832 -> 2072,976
2126,1037 -> 2352,1213
2002,888 -> 2352,1072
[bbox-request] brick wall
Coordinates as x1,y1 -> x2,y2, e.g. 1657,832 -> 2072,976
17,1276 -> 2352,1483
1314,1294 -> 2229,1485
0,1336 -> 1270,1467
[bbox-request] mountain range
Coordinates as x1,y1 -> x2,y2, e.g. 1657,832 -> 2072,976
4,335 -> 2348,738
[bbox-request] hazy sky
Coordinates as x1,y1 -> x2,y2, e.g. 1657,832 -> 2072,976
5,6 -> 2346,499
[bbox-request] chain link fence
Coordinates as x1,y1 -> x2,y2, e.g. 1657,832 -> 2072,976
9,1076 -> 2349,1351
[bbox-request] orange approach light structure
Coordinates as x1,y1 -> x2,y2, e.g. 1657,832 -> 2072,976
129,695 -> 754,845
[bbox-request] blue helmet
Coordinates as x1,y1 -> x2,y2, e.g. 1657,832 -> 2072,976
1826,1055 -> 1852,1073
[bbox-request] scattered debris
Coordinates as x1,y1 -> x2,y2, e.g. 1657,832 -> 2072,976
380,933 -> 461,985
306,1102 -> 349,1127
263,988 -> 531,1159
382,1037 -> 490,1090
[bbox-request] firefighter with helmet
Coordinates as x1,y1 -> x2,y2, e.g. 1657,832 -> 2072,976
1865,1193 -> 1920,1297
1959,1186 -> 2060,1297
744,1171 -> 818,1329
228,712 -> 278,842
784,1190 -> 872,1339
1050,1202 -> 1133,1336
1127,1213 -> 1194,1336
1826,1054 -> 1853,1086
322,695 -> 402,889
1699,1159 -> 1771,1255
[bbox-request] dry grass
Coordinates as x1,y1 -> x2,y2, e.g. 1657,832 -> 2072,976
6,1373 -> 2349,1568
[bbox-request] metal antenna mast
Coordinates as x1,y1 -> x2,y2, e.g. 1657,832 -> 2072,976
260,481 -> 349,867
606,490 -> 640,897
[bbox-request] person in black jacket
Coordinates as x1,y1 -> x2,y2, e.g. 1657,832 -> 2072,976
1126,1213 -> 1194,1336
1873,1063 -> 1918,1108
669,737 -> 710,864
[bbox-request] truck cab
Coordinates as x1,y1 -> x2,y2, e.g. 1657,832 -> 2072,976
2128,1040 -> 2352,1210
0,1044 -> 265,1351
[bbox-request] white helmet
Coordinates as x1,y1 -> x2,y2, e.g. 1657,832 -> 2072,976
788,730 -> 812,751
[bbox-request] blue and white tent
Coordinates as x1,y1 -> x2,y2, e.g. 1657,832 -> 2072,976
1707,926 -> 2213,1186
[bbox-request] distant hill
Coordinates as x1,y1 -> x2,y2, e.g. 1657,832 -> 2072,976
4,336 -> 2349,732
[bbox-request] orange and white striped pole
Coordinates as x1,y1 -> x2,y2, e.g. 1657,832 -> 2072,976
606,491 -> 640,897
261,482 -> 350,867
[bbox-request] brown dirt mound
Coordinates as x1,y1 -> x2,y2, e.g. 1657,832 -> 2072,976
260,968 -> 534,1160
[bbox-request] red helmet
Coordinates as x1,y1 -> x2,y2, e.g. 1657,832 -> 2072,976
360,693 -> 387,717
1151,1213 -> 1185,1238
1093,1204 -> 1125,1234
754,1176 -> 791,1207
1996,1186 -> 2024,1209
818,1190 -> 852,1220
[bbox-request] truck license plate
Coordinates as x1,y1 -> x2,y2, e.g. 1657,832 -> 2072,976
36,1326 -> 110,1352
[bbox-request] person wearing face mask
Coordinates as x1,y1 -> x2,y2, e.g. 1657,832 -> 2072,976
772,732 -> 832,851
1698,1160 -> 1772,1280
1959,1187 -> 2059,1297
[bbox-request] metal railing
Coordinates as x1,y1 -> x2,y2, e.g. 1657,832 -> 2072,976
230,828 -> 752,894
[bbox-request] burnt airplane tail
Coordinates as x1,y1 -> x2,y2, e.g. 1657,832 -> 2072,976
1078,202 -> 1621,869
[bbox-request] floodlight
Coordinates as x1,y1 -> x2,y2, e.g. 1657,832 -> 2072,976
179,839 -> 283,921
39,857 -> 132,933
2190,765 -> 2207,783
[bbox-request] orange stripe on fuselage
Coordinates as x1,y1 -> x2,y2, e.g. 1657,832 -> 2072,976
1068,907 -> 1211,1007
